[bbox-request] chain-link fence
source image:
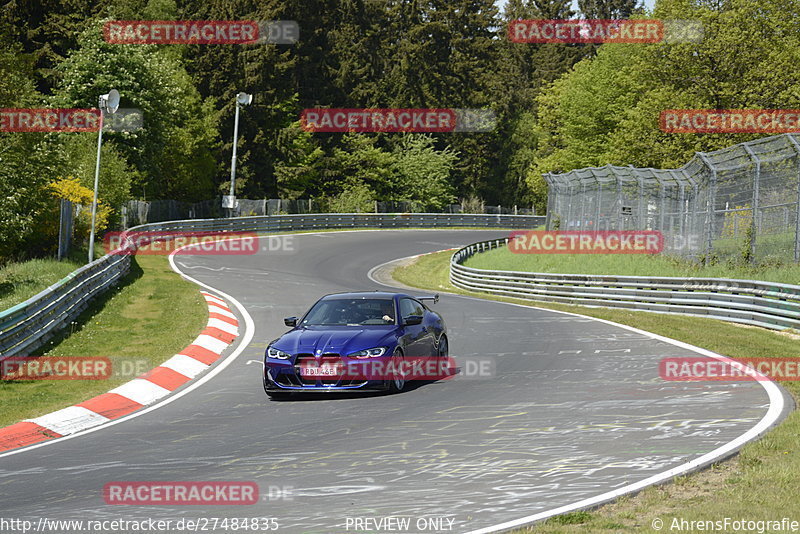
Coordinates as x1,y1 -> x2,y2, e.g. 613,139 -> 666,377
122,198 -> 536,227
544,133 -> 800,263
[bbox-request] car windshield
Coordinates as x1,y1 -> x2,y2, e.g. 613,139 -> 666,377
301,298 -> 396,326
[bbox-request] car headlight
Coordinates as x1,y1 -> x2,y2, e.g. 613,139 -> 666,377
267,347 -> 291,360
349,347 -> 387,359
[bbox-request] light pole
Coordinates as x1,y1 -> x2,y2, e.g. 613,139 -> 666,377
88,89 -> 120,263
225,92 -> 252,217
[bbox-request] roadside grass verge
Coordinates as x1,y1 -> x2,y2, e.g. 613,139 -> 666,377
393,250 -> 800,533
0,246 -> 105,312
0,253 -> 207,428
465,245 -> 800,285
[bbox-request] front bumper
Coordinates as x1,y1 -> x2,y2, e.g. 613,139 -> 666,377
264,353 -> 394,392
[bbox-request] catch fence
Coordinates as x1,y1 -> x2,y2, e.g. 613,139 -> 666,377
544,133 -> 800,263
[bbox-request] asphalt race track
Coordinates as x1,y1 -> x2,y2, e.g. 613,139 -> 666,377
0,230 -> 789,534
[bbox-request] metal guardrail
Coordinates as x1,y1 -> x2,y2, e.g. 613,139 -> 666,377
0,213 -> 544,358
450,237 -> 800,331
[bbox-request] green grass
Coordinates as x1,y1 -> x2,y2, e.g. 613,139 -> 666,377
0,253 -> 207,428
393,250 -> 800,533
0,259 -> 82,312
464,245 -> 800,285
0,243 -> 109,313
711,230 -> 797,262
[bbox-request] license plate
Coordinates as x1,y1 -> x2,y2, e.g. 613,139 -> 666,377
300,365 -> 341,377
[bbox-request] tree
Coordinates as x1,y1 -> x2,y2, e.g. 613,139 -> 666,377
52,20 -> 218,201
0,25 -> 58,261
391,134 -> 458,210
54,134 -> 138,225
273,121 -> 324,199
527,0 -> 800,200
577,0 -> 639,19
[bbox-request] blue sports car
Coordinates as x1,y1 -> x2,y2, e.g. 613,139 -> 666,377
263,291 -> 448,398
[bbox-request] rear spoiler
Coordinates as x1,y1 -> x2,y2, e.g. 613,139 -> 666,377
418,294 -> 439,304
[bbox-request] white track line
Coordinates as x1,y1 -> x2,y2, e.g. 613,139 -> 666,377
368,252 -> 789,534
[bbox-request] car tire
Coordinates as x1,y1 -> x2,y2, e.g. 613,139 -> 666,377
437,335 -> 449,358
266,391 -> 290,400
387,348 -> 406,393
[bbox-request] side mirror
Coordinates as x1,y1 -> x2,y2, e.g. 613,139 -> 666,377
403,315 -> 423,326
284,317 -> 298,327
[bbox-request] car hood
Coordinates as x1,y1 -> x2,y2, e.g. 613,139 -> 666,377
272,326 -> 396,357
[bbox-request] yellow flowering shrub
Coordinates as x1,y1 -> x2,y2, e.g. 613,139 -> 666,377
48,177 -> 111,239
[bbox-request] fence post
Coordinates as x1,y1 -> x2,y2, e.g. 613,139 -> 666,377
595,176 -> 603,230
565,183 -> 575,229
785,134 -> 800,262
544,173 -> 553,229
677,181 -> 685,239
610,166 -> 623,230
57,199 -> 73,260
743,144 -> 760,262
683,170 -> 699,257
633,167 -> 645,230
658,175 -> 666,234
697,152 -> 717,264
697,152 -> 717,262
